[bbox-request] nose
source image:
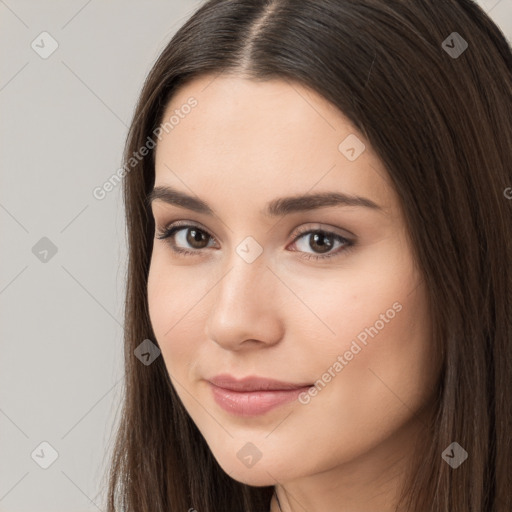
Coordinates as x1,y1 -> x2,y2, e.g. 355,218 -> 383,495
204,249 -> 284,351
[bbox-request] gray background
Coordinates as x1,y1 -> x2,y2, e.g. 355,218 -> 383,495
0,1 -> 510,511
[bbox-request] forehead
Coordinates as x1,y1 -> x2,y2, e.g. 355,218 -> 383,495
154,75 -> 397,216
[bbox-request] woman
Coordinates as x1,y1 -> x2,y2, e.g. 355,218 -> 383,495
104,1 -> 512,511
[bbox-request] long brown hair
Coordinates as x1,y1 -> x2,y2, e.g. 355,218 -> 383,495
103,1 -> 512,510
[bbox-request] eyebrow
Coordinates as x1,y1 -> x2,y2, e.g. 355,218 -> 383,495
146,185 -> 383,217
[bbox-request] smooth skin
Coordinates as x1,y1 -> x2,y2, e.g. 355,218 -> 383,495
147,74 -> 441,512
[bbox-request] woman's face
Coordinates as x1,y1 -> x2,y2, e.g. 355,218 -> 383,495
147,74 -> 440,493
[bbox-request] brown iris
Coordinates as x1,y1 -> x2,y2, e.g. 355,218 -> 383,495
186,227 -> 209,249
307,231 -> 334,254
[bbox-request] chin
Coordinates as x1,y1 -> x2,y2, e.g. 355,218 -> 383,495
215,456 -> 282,487
227,469 -> 279,487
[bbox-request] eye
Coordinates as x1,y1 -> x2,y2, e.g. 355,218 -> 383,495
288,226 -> 354,261
155,221 -> 355,261
155,221 -> 216,256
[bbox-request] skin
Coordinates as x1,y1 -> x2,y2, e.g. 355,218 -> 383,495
147,74 -> 441,512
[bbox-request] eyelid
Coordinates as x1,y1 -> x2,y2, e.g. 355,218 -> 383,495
156,220 -> 353,243
157,219 -> 217,240
288,222 -> 355,241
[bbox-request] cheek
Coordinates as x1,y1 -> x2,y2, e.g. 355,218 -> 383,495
290,245 -> 434,410
283,278 -> 434,472
308,273 -> 434,426
147,251 -> 211,370
279,262 -> 412,362
147,246 -> 203,323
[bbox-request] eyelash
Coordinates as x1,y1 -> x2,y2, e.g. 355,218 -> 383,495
155,221 -> 355,261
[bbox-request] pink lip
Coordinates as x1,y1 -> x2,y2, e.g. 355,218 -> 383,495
207,374 -> 312,416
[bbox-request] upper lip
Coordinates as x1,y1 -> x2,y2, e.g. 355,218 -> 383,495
208,374 -> 312,392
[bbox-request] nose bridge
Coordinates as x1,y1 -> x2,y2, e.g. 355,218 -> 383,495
215,244 -> 271,315
205,241 -> 283,348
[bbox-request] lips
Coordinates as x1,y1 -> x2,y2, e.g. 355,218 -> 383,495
208,374 -> 312,391
207,374 -> 313,416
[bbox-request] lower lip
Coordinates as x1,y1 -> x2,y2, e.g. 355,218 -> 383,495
208,382 -> 312,416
